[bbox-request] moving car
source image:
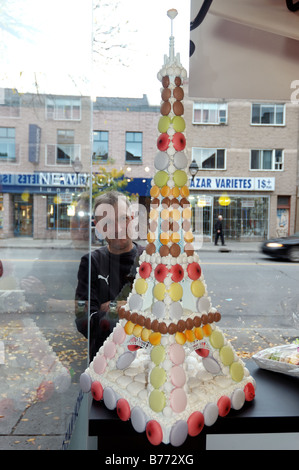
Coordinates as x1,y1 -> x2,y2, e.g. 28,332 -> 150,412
261,232 -> 299,262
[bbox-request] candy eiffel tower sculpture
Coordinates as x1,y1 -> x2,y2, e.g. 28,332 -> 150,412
80,10 -> 255,447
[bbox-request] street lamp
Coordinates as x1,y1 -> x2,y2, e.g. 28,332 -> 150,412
189,159 -> 199,181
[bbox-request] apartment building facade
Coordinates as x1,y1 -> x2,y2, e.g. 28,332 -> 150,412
184,89 -> 299,241
0,87 -> 298,241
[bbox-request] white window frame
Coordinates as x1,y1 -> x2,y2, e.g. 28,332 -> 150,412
192,102 -> 227,125
46,97 -> 81,121
192,147 -> 226,170
45,143 -> 81,166
250,149 -> 284,171
251,103 -> 285,126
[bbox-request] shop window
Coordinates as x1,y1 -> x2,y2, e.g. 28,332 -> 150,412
250,149 -> 284,171
251,103 -> 285,125
93,131 -> 109,162
0,127 -> 16,161
47,195 -> 72,230
46,97 -> 81,120
0,88 -> 21,118
193,102 -> 227,125
125,132 -> 142,163
192,148 -> 225,170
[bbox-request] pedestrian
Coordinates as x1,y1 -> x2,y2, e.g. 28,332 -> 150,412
215,214 -> 225,246
75,190 -> 144,360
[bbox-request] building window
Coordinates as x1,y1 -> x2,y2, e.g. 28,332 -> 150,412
193,103 -> 227,125
251,103 -> 284,125
250,149 -> 283,171
46,97 -> 81,120
47,195 -> 71,230
125,132 -> 142,163
0,127 -> 16,161
93,131 -> 108,162
192,148 -> 225,170
57,130 -> 75,165
0,88 -> 21,118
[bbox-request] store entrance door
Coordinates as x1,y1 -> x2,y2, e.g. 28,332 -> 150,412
14,195 -> 33,236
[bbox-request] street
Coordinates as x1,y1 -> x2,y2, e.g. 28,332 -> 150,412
1,246 -> 298,331
0,245 -> 299,449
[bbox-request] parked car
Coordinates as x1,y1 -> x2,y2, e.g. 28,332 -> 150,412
261,232 -> 299,262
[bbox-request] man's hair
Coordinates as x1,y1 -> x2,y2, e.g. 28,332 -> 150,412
94,190 -> 130,213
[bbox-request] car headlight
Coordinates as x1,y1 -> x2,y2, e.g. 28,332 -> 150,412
266,242 -> 284,248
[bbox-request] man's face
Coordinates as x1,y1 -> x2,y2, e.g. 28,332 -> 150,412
95,198 -> 133,252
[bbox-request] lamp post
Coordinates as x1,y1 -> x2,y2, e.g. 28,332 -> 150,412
189,159 -> 199,182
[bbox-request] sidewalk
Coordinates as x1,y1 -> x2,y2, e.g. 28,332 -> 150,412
0,236 -> 262,253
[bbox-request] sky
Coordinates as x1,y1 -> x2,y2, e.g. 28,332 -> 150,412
0,0 -> 191,105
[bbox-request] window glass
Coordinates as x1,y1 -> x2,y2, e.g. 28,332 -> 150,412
125,131 -> 143,162
93,131 -> 109,162
251,103 -> 285,125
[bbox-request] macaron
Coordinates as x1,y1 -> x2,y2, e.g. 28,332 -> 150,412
173,169 -> 188,187
169,301 -> 183,320
187,411 -> 204,437
128,294 -> 143,311
230,361 -> 244,382
151,344 -> 166,365
154,151 -> 169,171
191,280 -> 205,297
113,325 -> 126,345
173,86 -> 184,101
157,133 -> 170,151
168,282 -> 183,301
116,398 -> 131,421
91,381 -> 103,401
196,296 -> 211,314
169,343 -> 185,365
203,402 -> 218,426
116,351 -> 136,370
153,283 -> 166,301
150,185 -> 160,198
150,366 -> 166,388
172,116 -> 185,132
80,372 -> 92,393
154,170 -> 169,188
152,301 -> 165,318
161,185 -> 171,197
161,101 -> 171,116
173,100 -> 184,116
202,357 -> 221,375
170,243 -> 181,257
103,386 -> 117,410
158,115 -> 171,133
170,365 -> 186,387
209,330 -> 224,350
169,420 -> 188,447
93,355 -> 107,375
149,389 -> 166,412
173,151 -> 188,169
170,388 -> 187,413
131,406 -> 147,433
231,389 -> 245,410
134,278 -> 148,295
217,395 -> 231,417
146,420 -> 163,446
219,345 -> 234,366
172,133 -> 186,151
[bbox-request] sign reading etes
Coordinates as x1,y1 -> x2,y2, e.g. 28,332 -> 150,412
189,176 -> 275,191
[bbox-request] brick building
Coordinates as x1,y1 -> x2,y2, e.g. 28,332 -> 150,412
184,87 -> 299,241
0,87 -> 298,241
